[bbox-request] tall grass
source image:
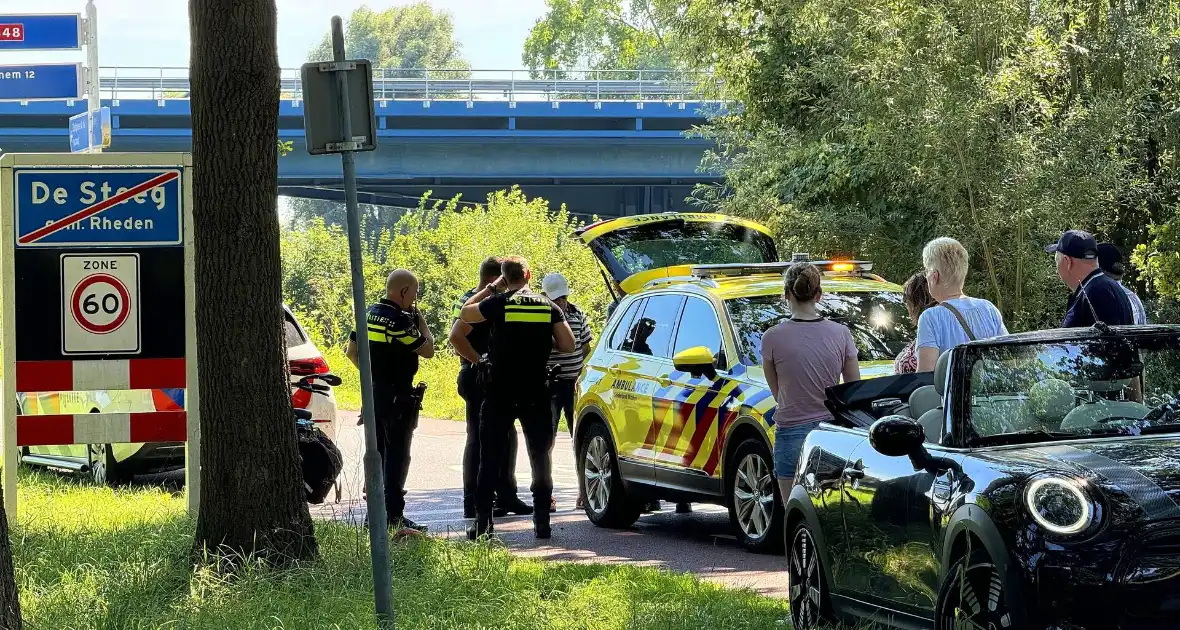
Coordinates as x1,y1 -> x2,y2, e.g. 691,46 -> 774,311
12,471 -> 790,629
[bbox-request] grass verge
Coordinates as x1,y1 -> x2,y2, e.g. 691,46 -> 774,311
12,470 -> 790,629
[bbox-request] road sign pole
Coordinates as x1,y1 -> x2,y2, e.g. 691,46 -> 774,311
84,0 -> 100,153
329,16 -> 395,629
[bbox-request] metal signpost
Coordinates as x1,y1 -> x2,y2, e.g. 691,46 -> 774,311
0,153 -> 200,520
300,16 -> 390,629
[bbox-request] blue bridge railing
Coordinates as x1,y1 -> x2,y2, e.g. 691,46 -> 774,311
90,67 -> 717,103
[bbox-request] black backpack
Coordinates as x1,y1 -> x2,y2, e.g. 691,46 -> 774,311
296,419 -> 343,504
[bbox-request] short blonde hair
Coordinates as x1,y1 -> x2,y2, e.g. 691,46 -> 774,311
922,237 -> 968,289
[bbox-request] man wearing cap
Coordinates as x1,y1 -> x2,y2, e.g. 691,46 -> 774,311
541,272 -> 593,511
1046,230 -> 1133,328
1097,243 -> 1148,325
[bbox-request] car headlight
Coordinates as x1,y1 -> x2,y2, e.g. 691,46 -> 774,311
1024,475 -> 1095,535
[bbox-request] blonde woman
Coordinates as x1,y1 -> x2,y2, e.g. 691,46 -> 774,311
916,237 -> 1007,372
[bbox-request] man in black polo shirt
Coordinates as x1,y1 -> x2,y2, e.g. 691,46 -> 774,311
346,269 -> 434,532
449,256 -> 531,519
460,256 -> 576,539
1046,230 -> 1133,328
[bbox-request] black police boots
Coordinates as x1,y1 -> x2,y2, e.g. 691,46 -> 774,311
466,513 -> 494,540
534,501 -> 551,539
494,496 -> 534,517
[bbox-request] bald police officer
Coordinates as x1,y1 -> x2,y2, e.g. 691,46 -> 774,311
460,256 -> 575,539
347,269 -> 434,532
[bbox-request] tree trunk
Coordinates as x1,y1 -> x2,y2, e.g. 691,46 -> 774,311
189,0 -> 317,564
0,486 -> 22,630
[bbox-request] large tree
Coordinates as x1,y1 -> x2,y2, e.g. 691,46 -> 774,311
523,0 -> 685,78
0,486 -> 21,629
683,0 -> 1180,329
189,0 -> 317,562
307,3 -> 470,76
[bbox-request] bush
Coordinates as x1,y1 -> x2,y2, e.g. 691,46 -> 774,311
281,188 -> 611,418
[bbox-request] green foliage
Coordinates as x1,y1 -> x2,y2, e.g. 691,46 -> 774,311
683,0 -> 1180,329
14,470 -> 790,629
523,0 -> 686,76
308,3 -> 471,74
281,188 -> 610,418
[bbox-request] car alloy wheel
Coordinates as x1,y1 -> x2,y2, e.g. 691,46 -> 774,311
788,523 -> 830,628
584,435 -> 612,515
579,422 -> 641,528
937,549 -> 1012,630
733,452 -> 774,541
88,444 -> 110,485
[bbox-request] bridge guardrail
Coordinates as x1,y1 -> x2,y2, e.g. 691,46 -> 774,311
97,67 -> 719,102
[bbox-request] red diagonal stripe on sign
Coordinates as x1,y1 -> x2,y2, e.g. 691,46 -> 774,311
18,171 -> 179,244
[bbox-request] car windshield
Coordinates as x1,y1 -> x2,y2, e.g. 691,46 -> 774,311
594,221 -> 777,279
968,336 -> 1180,444
725,291 -> 914,365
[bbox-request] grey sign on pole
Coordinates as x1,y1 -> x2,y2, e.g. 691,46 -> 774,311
299,57 -> 377,155
301,17 -> 394,630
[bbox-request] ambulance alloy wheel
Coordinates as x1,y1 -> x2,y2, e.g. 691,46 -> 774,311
579,422 -> 641,529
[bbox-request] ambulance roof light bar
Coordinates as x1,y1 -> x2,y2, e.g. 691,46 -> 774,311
691,259 -> 874,279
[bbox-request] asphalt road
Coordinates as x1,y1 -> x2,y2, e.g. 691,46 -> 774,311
311,412 -> 788,598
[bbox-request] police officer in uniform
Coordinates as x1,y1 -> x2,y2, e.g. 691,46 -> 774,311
449,256 -> 532,519
346,269 -> 434,532
460,256 -> 575,539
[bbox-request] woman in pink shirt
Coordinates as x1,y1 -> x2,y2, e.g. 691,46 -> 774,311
760,263 -> 860,500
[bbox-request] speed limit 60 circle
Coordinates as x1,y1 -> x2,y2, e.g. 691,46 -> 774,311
60,253 -> 141,355
71,273 -> 131,334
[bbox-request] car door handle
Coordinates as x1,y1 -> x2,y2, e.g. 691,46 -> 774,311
843,460 -> 865,480
655,374 -> 672,387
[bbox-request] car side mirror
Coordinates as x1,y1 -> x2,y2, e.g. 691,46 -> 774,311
869,415 -> 925,457
673,346 -> 718,380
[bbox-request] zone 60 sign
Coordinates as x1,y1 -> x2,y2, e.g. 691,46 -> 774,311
60,253 -> 141,354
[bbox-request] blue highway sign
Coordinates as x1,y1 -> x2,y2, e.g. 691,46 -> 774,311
68,112 -> 88,152
69,107 -> 112,153
0,14 -> 82,51
0,63 -> 83,101
13,168 -> 183,248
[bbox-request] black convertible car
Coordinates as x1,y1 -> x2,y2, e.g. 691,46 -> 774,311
785,325 -> 1180,630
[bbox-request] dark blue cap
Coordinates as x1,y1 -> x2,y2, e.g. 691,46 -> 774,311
1097,243 -> 1124,272
1045,230 -> 1098,260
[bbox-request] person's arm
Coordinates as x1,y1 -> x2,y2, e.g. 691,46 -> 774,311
553,320 -> 576,354
917,347 -> 939,373
761,331 -> 778,399
346,337 -> 359,369
383,312 -> 432,359
461,277 -> 506,321
449,319 -> 480,365
413,309 -> 435,359
842,330 -> 861,383
915,309 -> 939,372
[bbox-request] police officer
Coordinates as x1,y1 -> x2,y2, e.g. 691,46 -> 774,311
1046,230 -> 1134,327
346,269 -> 434,532
460,256 -> 576,539
449,256 -> 532,519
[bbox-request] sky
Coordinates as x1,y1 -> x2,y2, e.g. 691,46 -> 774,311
8,0 -> 549,69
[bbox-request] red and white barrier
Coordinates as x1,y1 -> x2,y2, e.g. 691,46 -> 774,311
16,358 -> 186,392
17,411 -> 187,446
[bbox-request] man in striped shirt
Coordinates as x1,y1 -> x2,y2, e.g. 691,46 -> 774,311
1098,243 -> 1148,325
541,272 -> 593,510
